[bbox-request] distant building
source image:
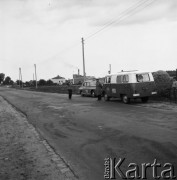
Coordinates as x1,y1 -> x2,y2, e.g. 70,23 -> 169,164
72,74 -> 95,84
51,75 -> 66,85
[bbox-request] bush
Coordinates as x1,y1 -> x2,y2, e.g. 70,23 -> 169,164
152,70 -> 173,97
38,79 -> 47,86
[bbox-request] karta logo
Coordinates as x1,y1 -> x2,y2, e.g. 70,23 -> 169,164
104,158 -> 176,179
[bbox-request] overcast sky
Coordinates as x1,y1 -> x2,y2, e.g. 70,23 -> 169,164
0,0 -> 177,81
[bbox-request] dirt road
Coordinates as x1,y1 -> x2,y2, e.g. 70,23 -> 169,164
0,87 -> 177,180
0,96 -> 69,180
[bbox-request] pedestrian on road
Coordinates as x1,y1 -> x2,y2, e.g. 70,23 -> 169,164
96,79 -> 102,101
172,78 -> 177,103
68,83 -> 72,100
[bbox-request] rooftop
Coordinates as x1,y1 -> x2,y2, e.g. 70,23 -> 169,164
51,75 -> 65,79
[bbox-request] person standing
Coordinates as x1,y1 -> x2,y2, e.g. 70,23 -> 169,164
96,79 -> 102,101
172,78 -> 177,102
68,83 -> 72,100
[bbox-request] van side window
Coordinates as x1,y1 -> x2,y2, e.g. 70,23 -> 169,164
108,77 -> 111,83
105,76 -> 111,83
136,74 -> 150,82
117,76 -> 122,83
122,75 -> 129,83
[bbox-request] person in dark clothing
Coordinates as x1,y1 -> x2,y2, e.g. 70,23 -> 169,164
172,78 -> 177,102
96,79 -> 102,101
68,84 -> 72,99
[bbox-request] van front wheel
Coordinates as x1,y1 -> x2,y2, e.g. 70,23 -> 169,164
141,97 -> 149,103
91,90 -> 95,97
104,93 -> 110,101
80,91 -> 84,97
122,95 -> 130,104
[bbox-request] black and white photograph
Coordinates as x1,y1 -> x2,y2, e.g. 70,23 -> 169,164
0,0 -> 177,179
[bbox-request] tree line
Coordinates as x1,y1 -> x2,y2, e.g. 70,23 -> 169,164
0,73 -> 64,87
0,73 -> 14,85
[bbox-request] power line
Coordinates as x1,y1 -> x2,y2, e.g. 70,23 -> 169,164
37,0 -> 154,65
85,0 -> 145,39
85,0 -> 156,40
21,0 -> 157,81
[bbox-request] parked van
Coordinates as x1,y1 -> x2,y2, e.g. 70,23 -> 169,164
79,80 -> 97,97
102,71 -> 157,103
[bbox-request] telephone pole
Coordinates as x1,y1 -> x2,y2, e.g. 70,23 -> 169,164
108,64 -> 111,74
34,64 -> 37,89
81,37 -> 86,81
19,68 -> 21,87
20,68 -> 23,88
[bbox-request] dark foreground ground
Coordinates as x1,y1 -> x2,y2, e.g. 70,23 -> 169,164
0,96 -> 67,180
0,87 -> 177,180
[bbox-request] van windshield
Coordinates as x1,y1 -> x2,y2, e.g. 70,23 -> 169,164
136,73 -> 150,82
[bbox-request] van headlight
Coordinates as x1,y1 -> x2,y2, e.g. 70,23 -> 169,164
152,92 -> 157,95
133,94 -> 140,97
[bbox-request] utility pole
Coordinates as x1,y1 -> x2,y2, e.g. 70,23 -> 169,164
20,68 -> 23,88
108,64 -> 111,74
19,68 -> 21,87
34,64 -> 37,88
81,37 -> 86,81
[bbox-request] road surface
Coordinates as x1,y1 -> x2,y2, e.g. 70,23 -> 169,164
0,87 -> 177,180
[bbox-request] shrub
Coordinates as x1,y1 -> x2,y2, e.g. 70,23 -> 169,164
152,70 -> 173,97
38,79 -> 47,86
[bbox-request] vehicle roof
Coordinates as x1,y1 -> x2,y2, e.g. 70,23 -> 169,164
83,79 -> 96,82
106,70 -> 151,76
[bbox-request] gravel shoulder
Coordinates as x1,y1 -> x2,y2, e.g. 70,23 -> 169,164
0,96 -> 74,180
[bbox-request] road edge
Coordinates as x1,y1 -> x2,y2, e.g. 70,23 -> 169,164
0,95 -> 78,180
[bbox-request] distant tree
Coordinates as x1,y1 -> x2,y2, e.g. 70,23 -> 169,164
3,76 -> 11,85
29,80 -> 36,86
10,80 -> 14,85
38,79 -> 46,86
46,79 -> 54,86
0,73 -> 5,84
16,80 -> 22,86
25,81 -> 30,87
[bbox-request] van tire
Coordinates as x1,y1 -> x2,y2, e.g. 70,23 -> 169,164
141,97 -> 149,103
80,91 -> 84,97
91,90 -> 95,97
122,95 -> 130,104
104,93 -> 110,101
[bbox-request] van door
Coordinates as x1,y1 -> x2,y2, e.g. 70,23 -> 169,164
82,82 -> 87,95
104,76 -> 112,96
